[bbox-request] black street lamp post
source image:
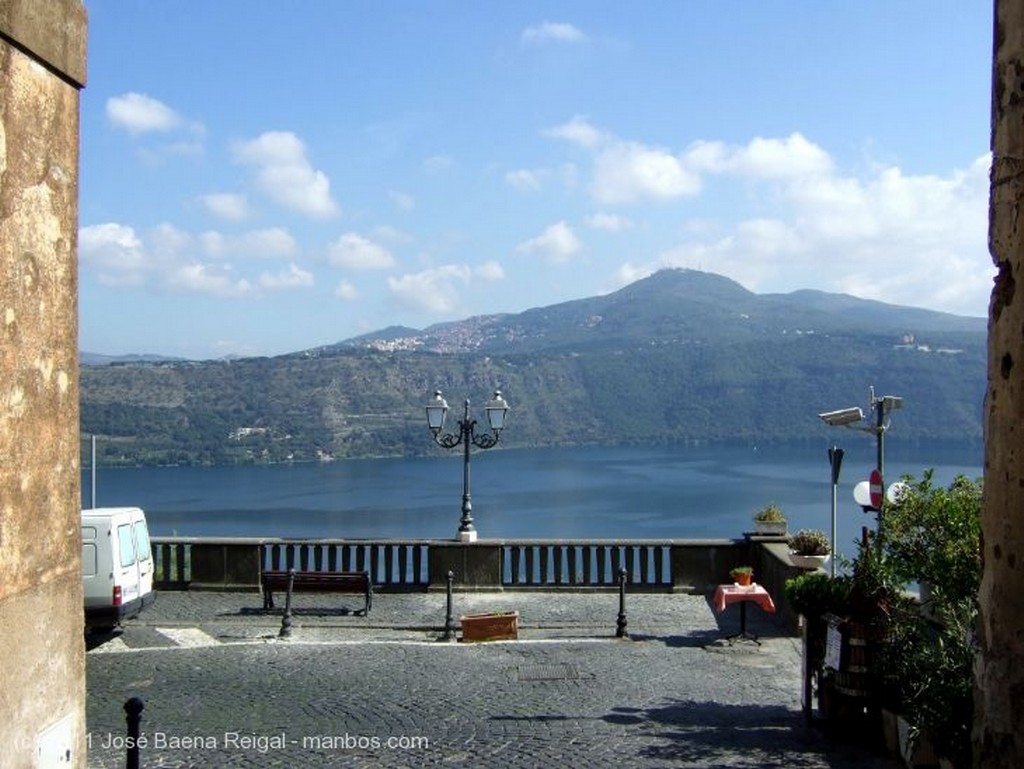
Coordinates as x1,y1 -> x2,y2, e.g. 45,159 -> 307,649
425,389 -> 510,542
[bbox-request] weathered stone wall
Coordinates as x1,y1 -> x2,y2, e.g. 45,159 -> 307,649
979,2 -> 1024,767
0,1 -> 87,766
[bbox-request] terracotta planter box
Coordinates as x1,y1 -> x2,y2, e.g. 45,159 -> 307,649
460,611 -> 519,642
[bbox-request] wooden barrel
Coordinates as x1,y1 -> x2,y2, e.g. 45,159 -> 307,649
833,620 -> 872,698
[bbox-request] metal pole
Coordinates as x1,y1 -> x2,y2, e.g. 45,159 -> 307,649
443,570 -> 457,641
828,446 -> 844,578
875,396 -> 886,550
123,696 -> 144,769
91,434 -> 97,510
458,400 -> 475,538
279,567 -> 294,639
616,568 -> 629,638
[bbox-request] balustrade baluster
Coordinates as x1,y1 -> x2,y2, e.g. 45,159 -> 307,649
413,545 -> 423,585
653,546 -> 665,585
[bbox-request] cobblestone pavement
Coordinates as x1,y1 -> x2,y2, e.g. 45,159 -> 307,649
85,591 -> 900,768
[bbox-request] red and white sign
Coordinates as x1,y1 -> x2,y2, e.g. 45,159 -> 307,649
869,469 -> 884,509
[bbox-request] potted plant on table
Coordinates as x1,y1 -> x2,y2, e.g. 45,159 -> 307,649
788,529 -> 831,570
752,503 -> 788,535
729,565 -> 754,587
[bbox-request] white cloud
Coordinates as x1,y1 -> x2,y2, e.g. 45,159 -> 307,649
201,228 -> 298,259
327,232 -> 395,270
546,118 -> 699,204
167,263 -> 254,298
522,21 -> 586,44
545,116 -> 606,151
592,142 -> 701,204
619,153 -> 994,317
79,223 -> 147,285
200,193 -> 251,221
388,265 -> 472,314
106,93 -> 182,135
516,221 -> 582,262
233,131 -> 338,219
259,263 -> 313,290
586,213 -> 633,232
685,133 -> 833,179
80,221 -> 306,299
474,260 -> 505,282
389,190 -> 416,211
506,169 -> 542,191
334,280 -> 359,301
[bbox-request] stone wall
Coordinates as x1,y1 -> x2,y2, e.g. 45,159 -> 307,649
980,2 -> 1024,767
0,1 -> 87,766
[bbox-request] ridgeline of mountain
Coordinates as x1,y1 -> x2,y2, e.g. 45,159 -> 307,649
80,269 -> 986,467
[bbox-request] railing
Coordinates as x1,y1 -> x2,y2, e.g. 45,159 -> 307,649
263,540 -> 430,587
152,538 -> 431,590
151,536 -> 764,592
501,542 -> 672,587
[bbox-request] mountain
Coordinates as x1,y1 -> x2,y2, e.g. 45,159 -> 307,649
80,269 -> 987,466
321,270 -> 984,355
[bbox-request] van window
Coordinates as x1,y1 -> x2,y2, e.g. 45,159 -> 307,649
117,524 -> 137,568
82,543 -> 97,577
134,519 -> 152,562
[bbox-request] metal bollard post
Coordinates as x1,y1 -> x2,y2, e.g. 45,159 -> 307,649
279,567 -> 295,639
616,567 -> 629,639
442,570 -> 457,641
124,696 -> 144,769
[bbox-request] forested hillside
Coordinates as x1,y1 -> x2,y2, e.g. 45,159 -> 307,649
80,270 -> 986,466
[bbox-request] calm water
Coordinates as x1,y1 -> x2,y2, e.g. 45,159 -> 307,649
83,442 -> 982,565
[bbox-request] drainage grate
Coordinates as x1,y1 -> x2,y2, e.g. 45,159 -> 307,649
517,663 -> 579,682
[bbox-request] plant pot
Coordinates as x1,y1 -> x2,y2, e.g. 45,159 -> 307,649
880,708 -> 901,756
460,611 -> 519,642
732,572 -> 753,586
789,553 -> 830,570
754,520 -> 787,536
898,715 -> 939,768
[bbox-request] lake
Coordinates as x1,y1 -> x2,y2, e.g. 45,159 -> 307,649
82,441 -> 982,565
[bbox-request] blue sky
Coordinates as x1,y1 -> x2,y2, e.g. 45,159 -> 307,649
79,2 -> 994,359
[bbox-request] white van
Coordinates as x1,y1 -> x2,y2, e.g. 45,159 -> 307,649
81,507 -> 155,631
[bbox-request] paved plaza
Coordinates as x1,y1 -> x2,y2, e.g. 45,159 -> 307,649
85,590 -> 899,768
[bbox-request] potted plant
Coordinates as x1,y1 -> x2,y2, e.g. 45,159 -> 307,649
729,565 -> 754,587
752,503 -> 787,535
788,529 -> 831,569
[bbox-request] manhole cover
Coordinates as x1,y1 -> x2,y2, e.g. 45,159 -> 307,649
517,663 -> 579,682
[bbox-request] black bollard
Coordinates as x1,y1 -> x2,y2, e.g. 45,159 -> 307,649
279,567 -> 295,639
124,696 -> 144,769
443,570 -> 457,641
616,567 -> 629,639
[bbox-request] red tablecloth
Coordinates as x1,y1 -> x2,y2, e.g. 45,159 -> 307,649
713,584 -> 776,614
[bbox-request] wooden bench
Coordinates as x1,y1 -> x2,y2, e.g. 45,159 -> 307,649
261,570 -> 372,615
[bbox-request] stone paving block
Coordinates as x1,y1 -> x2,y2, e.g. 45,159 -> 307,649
84,591 -> 899,768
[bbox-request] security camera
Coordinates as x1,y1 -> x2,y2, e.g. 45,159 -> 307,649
818,407 -> 864,427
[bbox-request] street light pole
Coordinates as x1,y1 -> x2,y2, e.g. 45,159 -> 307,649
425,390 -> 510,542
818,386 -> 902,552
